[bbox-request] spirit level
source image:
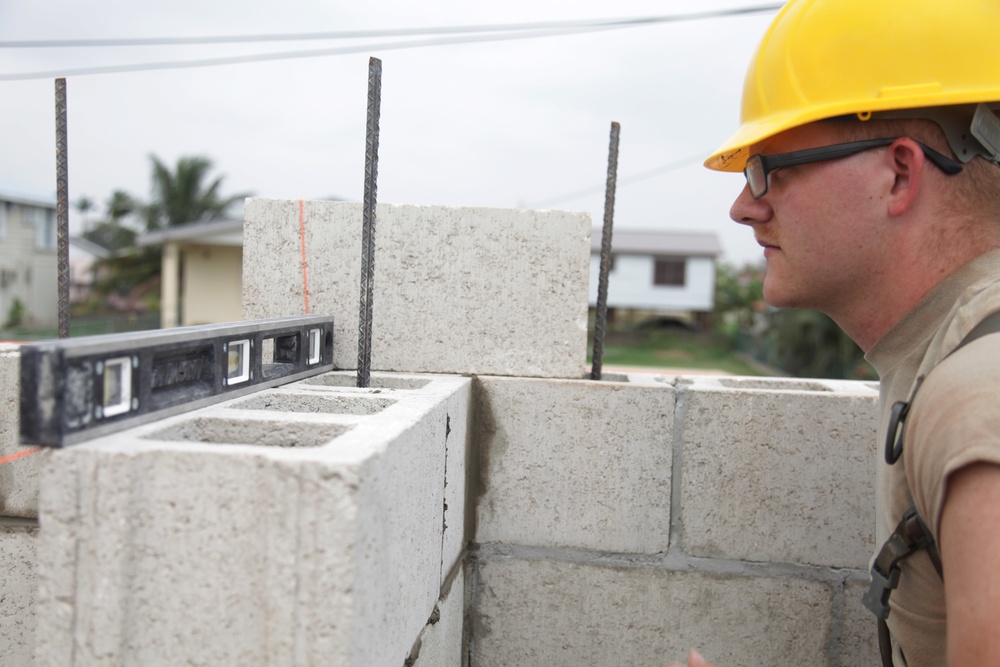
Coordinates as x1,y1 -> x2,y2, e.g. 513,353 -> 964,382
19,316 -> 334,447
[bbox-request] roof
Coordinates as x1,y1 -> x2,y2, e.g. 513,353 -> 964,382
137,218 -> 244,247
0,185 -> 57,209
69,236 -> 113,259
591,228 -> 723,257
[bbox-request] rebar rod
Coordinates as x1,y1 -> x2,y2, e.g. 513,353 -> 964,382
357,57 -> 382,388
590,121 -> 620,380
55,78 -> 70,339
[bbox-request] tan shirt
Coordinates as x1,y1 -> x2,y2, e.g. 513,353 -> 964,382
866,249 -> 1000,666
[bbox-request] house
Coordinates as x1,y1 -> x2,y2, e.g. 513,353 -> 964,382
0,187 -> 58,328
589,228 -> 723,328
138,218 -> 723,331
67,235 -> 111,306
137,218 -> 244,327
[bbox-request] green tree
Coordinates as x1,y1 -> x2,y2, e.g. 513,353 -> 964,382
714,262 -> 875,380
765,309 -> 875,380
74,195 -> 94,229
4,297 -> 25,329
142,156 -> 250,231
80,156 -> 250,313
714,262 -> 765,334
80,190 -> 139,253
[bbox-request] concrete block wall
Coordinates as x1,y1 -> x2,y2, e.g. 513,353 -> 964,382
242,199 -> 591,379
469,373 -> 880,667
1,343 -> 49,667
33,372 -> 471,666
18,367 -> 882,667
11,202 -> 890,666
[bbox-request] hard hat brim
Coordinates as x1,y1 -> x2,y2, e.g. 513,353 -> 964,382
704,109 -> 808,173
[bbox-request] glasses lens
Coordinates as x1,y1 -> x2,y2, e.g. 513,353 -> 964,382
744,156 -> 767,198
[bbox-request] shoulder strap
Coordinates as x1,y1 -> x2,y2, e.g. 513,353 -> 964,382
863,506 -> 941,619
867,310 -> 1000,666
958,310 -> 1000,348
884,310 -> 1000,465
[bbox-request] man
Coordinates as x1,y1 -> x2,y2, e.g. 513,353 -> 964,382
674,0 -> 1000,665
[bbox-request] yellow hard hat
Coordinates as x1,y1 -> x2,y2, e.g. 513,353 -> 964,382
705,0 -> 1000,172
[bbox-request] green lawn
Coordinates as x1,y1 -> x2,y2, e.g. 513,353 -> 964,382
590,327 -> 766,376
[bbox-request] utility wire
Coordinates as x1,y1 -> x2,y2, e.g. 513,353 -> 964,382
0,5 -> 783,81
0,26 -> 621,81
528,152 -> 707,208
0,5 -> 783,48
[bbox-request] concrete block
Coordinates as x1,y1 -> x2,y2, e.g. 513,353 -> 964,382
475,376 -> 673,553
412,566 -> 465,667
442,382 -> 472,581
242,199 -> 591,378
34,372 -> 470,667
0,344 -> 50,519
840,577 -> 880,666
350,396 -> 450,666
677,377 -> 878,568
0,523 -> 36,667
471,555 -> 833,667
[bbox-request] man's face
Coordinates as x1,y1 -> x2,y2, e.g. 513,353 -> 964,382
729,122 -> 894,315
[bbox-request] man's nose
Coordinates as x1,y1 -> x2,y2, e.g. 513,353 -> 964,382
729,183 -> 773,227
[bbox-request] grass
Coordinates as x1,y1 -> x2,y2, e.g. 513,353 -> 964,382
0,312 -> 161,342
590,326 -> 766,376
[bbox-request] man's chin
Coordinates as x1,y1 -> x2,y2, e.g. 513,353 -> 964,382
762,281 -> 801,309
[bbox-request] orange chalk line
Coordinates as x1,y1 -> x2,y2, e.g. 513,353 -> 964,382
299,199 -> 310,314
0,446 -> 44,466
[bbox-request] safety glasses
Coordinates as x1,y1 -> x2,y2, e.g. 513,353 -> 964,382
744,138 -> 964,199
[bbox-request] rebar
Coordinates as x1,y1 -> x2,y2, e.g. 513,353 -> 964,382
591,121 -> 620,380
357,57 -> 382,388
55,78 -> 70,338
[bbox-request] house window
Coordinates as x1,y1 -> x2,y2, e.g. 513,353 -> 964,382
653,257 -> 686,286
35,208 -> 57,250
0,203 -> 6,239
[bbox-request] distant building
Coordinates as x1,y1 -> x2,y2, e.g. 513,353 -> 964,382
0,188 -> 58,327
138,219 -> 244,328
589,228 -> 723,327
67,235 -> 111,306
139,219 -> 724,330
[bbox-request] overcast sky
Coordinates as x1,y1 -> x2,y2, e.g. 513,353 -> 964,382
0,0 -> 779,267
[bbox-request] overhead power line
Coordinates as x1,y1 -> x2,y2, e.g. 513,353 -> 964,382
0,4 -> 783,81
528,152 -> 707,208
0,6 -> 783,48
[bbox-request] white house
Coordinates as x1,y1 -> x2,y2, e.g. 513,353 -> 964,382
589,228 -> 723,326
138,218 -> 244,328
0,187 -> 58,328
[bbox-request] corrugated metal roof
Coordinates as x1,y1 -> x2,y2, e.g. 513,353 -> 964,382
0,186 -> 57,209
137,218 -> 244,247
68,236 -> 113,259
590,228 -> 722,257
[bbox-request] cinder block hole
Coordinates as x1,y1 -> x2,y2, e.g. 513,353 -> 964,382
147,418 -> 349,447
230,393 -> 395,415
717,378 -> 833,392
303,373 -> 431,390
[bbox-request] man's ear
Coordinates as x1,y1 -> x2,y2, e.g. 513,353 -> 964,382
887,138 -> 926,217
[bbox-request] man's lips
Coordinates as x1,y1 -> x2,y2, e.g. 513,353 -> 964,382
756,237 -> 779,250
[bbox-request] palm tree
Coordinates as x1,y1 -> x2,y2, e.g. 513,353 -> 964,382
74,195 -> 94,231
107,190 -> 137,222
80,156 -> 251,314
143,156 -> 250,231
80,190 -> 139,252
